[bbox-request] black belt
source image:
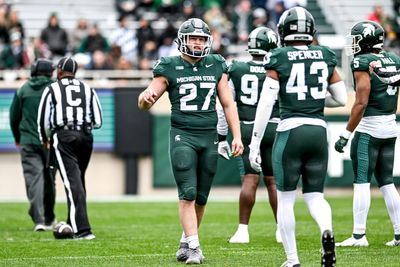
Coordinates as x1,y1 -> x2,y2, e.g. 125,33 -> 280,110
58,125 -> 84,131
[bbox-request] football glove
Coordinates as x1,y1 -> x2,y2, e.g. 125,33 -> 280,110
335,130 -> 352,153
249,145 -> 262,173
218,140 -> 231,160
335,131 -> 351,153
334,136 -> 349,153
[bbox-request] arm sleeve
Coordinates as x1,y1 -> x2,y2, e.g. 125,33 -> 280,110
91,89 -> 103,129
217,109 -> 229,136
37,87 -> 51,143
250,77 -> 279,148
373,67 -> 400,85
228,79 -> 236,100
325,80 -> 347,107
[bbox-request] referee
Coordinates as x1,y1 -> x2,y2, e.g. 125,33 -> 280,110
37,57 -> 102,240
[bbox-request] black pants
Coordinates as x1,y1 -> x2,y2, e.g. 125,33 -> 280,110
53,129 -> 93,234
20,144 -> 56,225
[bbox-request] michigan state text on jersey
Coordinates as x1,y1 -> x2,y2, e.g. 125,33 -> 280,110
138,18 -> 243,264
153,54 -> 227,130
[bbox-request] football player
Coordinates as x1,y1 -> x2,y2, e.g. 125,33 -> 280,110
217,26 -> 281,244
249,7 -> 347,267
138,18 -> 243,264
335,20 -> 400,247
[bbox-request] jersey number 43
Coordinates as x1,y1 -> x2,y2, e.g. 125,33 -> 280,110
286,62 -> 328,100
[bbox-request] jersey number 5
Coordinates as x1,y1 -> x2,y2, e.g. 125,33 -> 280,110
286,62 -> 328,100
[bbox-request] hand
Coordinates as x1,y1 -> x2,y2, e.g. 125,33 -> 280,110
369,60 -> 382,74
249,145 -> 261,173
230,137 -> 244,158
43,141 -> 51,149
142,89 -> 157,105
334,136 -> 349,153
218,140 -> 231,160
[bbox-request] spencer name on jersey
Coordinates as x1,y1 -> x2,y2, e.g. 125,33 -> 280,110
287,50 -> 324,61
153,54 -> 228,130
176,75 -> 216,83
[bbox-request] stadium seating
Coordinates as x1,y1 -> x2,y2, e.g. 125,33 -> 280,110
13,0 -> 118,41
317,0 -> 393,36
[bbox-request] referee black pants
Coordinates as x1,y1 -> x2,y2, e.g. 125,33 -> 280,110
53,129 -> 93,234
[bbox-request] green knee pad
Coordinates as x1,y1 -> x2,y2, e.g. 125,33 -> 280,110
196,193 -> 208,206
181,186 -> 197,201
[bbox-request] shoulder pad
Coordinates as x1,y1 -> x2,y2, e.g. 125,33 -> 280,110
352,55 -> 370,72
384,51 -> 400,64
228,60 -> 240,73
153,56 -> 176,77
264,48 -> 280,69
157,56 -> 173,65
211,54 -> 226,63
319,45 -> 337,67
319,45 -> 335,57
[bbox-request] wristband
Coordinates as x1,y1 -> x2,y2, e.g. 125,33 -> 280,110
218,134 -> 227,142
341,130 -> 352,139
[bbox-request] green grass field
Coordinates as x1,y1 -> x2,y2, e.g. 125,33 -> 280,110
0,196 -> 398,266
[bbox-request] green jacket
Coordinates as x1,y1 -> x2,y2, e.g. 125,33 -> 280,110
9,76 -> 54,145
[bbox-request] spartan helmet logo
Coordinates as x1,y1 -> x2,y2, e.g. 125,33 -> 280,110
267,31 -> 277,45
362,23 -> 375,37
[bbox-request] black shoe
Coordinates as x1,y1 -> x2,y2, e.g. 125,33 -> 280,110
73,230 -> 96,240
321,230 -> 336,267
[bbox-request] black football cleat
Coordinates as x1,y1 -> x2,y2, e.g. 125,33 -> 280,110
321,230 -> 336,267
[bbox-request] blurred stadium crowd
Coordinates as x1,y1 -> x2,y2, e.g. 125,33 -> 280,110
0,0 -> 306,71
0,0 -> 400,73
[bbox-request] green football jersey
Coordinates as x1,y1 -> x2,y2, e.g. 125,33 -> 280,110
228,60 -> 279,121
153,54 -> 228,130
351,51 -> 400,116
265,45 -> 337,120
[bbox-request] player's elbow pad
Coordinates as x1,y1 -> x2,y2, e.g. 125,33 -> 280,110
328,81 -> 347,106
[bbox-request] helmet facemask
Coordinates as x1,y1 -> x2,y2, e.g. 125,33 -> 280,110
178,33 -> 213,58
344,34 -> 363,56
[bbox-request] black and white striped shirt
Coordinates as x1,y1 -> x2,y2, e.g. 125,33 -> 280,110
37,78 -> 103,143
